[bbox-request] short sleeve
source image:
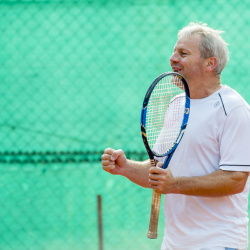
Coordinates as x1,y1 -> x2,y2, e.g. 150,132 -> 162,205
219,105 -> 250,172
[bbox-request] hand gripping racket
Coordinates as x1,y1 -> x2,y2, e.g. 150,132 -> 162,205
141,72 -> 190,239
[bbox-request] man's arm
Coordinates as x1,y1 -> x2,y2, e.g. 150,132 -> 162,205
149,164 -> 249,196
101,148 -> 151,188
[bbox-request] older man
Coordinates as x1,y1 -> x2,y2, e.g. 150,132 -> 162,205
101,23 -> 250,250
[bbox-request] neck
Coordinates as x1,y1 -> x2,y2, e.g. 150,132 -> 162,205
189,75 -> 222,99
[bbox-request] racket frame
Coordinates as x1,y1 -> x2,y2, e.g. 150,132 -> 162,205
141,72 -> 190,158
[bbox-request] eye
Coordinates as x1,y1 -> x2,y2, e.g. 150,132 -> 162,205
180,52 -> 188,57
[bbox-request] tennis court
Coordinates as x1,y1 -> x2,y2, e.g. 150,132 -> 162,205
0,0 -> 249,249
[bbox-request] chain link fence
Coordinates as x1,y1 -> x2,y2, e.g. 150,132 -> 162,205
0,0 -> 249,249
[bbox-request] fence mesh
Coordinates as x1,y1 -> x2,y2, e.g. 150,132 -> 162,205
0,0 -> 250,249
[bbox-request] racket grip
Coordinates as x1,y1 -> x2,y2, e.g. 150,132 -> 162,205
147,189 -> 161,239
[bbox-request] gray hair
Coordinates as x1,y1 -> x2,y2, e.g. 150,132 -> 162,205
178,22 -> 229,74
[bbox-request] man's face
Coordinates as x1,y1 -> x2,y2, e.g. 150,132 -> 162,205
169,34 -> 206,82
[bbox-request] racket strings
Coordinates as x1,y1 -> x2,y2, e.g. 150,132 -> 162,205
146,76 -> 185,155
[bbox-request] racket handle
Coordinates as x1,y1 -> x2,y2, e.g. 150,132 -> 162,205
147,189 -> 161,239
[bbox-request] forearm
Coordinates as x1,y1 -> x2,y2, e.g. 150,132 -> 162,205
123,159 -> 151,188
172,170 -> 248,197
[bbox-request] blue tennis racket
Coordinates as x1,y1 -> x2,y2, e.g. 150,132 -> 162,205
141,72 -> 190,239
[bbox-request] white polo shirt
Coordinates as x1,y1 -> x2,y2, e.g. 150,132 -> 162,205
160,85 -> 250,250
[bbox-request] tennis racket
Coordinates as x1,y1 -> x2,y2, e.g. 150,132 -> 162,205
141,72 -> 190,239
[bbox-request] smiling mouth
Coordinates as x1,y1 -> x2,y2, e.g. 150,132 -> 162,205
171,65 -> 182,73
173,69 -> 182,73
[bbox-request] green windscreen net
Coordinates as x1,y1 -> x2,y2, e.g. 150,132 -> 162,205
0,0 -> 249,249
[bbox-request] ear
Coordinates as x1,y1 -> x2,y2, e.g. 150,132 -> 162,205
205,57 -> 218,72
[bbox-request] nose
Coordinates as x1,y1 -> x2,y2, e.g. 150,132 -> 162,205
169,52 -> 180,64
